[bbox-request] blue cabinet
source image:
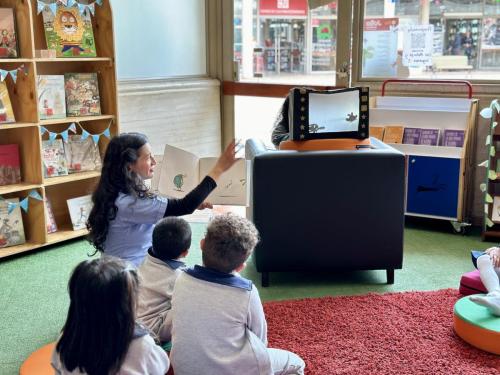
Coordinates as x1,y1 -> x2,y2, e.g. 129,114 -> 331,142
406,155 -> 461,219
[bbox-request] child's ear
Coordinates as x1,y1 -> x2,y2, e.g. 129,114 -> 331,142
235,262 -> 246,273
180,249 -> 189,258
200,238 -> 205,251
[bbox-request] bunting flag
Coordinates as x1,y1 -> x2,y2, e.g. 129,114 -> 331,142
488,170 -> 497,180
40,121 -> 112,144
486,217 -> 495,228
0,64 -> 28,84
486,193 -> 494,203
6,190 -> 44,215
486,135 -> 491,146
37,0 -> 104,16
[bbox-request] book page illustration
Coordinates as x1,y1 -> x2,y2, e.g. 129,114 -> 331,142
0,198 -> 26,247
66,195 -> 92,231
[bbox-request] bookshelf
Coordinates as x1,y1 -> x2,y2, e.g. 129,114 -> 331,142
0,0 -> 118,259
370,94 -> 478,232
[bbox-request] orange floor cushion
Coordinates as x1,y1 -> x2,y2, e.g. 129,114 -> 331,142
19,342 -> 55,375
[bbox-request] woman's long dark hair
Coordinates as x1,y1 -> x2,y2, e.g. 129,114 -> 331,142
87,133 -> 150,252
56,257 -> 139,375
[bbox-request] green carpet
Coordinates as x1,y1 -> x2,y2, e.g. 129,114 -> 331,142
0,219 -> 493,374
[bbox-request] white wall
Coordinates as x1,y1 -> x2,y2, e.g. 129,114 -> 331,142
111,0 -> 206,79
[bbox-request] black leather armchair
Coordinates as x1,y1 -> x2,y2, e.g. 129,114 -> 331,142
245,138 -> 405,286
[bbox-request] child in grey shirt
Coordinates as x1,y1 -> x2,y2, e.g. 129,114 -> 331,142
171,213 -> 305,375
137,217 -> 191,343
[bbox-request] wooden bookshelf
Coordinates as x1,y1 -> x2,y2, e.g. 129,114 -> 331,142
0,0 -> 119,259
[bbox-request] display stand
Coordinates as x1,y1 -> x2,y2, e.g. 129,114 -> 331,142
0,0 -> 118,258
370,80 -> 478,232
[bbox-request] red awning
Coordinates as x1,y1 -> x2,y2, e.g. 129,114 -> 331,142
259,0 -> 308,17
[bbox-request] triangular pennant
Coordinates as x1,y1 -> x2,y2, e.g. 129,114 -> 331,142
486,135 -> 491,146
29,190 -> 43,201
491,146 -> 496,157
103,128 -> 110,139
0,69 -> 7,82
92,134 -> 100,144
67,0 -> 76,7
20,198 -> 29,213
68,123 -> 77,133
9,69 -> 17,84
7,201 -> 16,215
49,131 -> 57,141
88,3 -> 95,15
486,193 -> 494,203
81,129 -> 89,140
485,204 -> 489,214
488,170 -> 497,180
480,183 -> 487,192
486,217 -> 495,228
48,2 -> 57,15
478,160 -> 489,168
96,0 -> 103,5
40,126 -> 48,135
481,107 -> 493,119
494,100 -> 500,113
37,0 -> 46,14
61,130 -> 69,142
494,121 -> 498,128
78,3 -> 86,15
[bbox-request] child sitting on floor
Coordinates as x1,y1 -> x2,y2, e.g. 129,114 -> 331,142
52,257 -> 169,374
470,246 -> 500,316
137,217 -> 191,342
170,213 -> 305,375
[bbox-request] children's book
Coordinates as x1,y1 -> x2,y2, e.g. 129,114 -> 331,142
0,144 -> 20,186
45,198 -> 58,234
64,73 -> 101,117
0,80 -> 15,124
418,128 -> 440,146
492,196 -> 500,223
442,129 -> 465,147
402,127 -> 421,145
0,198 -> 26,248
0,8 -> 18,58
66,194 -> 92,230
382,125 -> 404,144
370,126 -> 385,141
42,139 -> 68,178
37,75 -> 66,120
63,134 -> 102,173
42,4 -> 96,58
156,144 -> 250,206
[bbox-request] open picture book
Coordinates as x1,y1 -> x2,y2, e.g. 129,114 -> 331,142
154,144 -> 249,206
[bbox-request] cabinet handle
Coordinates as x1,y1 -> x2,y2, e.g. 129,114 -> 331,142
411,159 -> 416,163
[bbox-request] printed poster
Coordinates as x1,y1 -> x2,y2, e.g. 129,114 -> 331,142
402,24 -> 434,68
363,18 -> 399,77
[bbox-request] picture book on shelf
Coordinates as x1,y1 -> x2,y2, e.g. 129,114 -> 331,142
370,126 -> 384,140
42,139 -> 68,178
492,196 -> 500,223
64,134 -> 102,173
0,81 -> 15,124
0,198 -> 25,248
156,144 -> 249,206
42,4 -> 96,58
37,75 -> 66,120
402,128 -> 421,145
0,8 -> 18,58
418,128 -> 440,146
45,198 -> 58,234
382,125 -> 404,144
0,144 -> 20,186
64,73 -> 101,117
67,194 -> 92,230
442,129 -> 465,147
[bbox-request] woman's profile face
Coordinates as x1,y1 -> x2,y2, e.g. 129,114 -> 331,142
129,143 -> 156,180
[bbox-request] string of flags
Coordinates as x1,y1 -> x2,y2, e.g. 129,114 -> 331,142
40,120 -> 112,144
0,190 -> 44,215
37,0 -> 103,17
0,64 -> 28,84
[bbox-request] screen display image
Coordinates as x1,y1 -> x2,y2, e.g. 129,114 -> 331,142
308,90 -> 360,133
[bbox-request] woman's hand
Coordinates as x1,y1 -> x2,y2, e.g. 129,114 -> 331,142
208,140 -> 242,181
197,201 -> 213,210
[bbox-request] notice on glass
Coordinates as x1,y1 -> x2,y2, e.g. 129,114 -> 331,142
402,25 -> 434,67
363,18 -> 399,77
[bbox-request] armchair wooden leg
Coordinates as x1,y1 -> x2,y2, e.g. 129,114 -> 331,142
261,272 -> 270,287
386,269 -> 394,284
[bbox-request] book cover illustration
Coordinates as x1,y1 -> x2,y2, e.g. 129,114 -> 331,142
418,128 -> 440,146
67,194 -> 92,230
157,144 -> 249,206
0,144 -> 20,186
382,125 -> 404,144
0,8 -> 18,58
37,75 -> 66,120
64,134 -> 102,173
42,139 -> 68,178
442,129 -> 465,147
0,80 -> 15,124
64,73 -> 101,117
492,196 -> 500,223
0,198 -> 25,248
402,128 -> 422,145
42,4 -> 96,58
45,198 -> 58,234
370,126 -> 385,141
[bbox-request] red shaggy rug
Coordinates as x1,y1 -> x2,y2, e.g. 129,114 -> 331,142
263,289 -> 499,375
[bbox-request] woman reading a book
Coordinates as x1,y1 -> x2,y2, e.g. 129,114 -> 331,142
87,133 -> 239,266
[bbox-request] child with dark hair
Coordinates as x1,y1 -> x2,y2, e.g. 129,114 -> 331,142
87,132 -> 239,266
137,217 -> 191,342
271,95 -> 290,149
51,257 -> 169,375
171,213 -> 305,375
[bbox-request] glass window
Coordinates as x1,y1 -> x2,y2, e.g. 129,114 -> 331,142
360,0 -> 500,80
233,0 -> 337,85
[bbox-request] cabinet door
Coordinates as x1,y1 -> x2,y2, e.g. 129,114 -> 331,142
406,155 -> 460,219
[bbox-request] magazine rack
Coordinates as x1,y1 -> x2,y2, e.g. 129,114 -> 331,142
0,0 -> 118,258
370,80 -> 478,232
